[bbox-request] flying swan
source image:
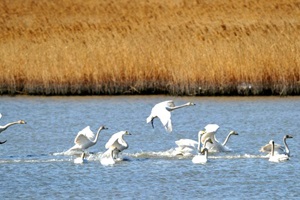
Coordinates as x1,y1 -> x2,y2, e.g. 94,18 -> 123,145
268,140 -> 289,162
201,124 -> 239,152
0,119 -> 27,144
146,100 -> 195,133
100,130 -> 131,165
260,135 -> 293,156
66,125 -> 108,154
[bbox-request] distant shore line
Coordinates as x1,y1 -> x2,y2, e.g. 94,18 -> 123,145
1,83 -> 299,96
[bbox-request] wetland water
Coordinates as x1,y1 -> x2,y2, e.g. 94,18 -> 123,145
0,96 -> 299,199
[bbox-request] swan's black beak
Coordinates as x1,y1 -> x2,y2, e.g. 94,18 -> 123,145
0,140 -> 7,144
151,119 -> 154,129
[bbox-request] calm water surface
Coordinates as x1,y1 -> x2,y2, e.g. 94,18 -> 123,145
0,96 -> 299,199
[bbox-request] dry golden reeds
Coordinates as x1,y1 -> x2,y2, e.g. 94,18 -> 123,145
0,0 -> 300,95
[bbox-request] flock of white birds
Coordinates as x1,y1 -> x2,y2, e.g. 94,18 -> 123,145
0,100 -> 293,165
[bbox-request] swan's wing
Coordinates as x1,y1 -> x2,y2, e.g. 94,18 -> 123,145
260,143 -> 284,153
74,126 -> 94,145
201,132 -> 216,144
165,100 -> 175,107
204,124 -> 220,133
156,108 -> 172,132
77,126 -> 95,141
74,134 -> 91,146
175,139 -> 198,149
105,131 -> 124,149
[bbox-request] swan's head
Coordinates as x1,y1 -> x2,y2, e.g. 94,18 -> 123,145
123,131 -> 131,136
229,131 -> 238,136
187,102 -> 196,106
18,120 -> 26,124
100,126 -> 108,130
269,140 -> 275,145
199,130 -> 206,135
284,135 -> 293,139
201,148 -> 208,154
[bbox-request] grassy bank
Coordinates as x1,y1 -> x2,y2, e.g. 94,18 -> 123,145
0,0 -> 300,95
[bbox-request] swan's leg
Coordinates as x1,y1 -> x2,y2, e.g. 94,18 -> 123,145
0,140 -> 7,144
112,149 -> 117,159
113,149 -> 121,159
151,119 -> 154,128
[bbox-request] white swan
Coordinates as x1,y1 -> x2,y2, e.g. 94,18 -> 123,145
192,132 -> 212,164
74,152 -> 88,164
67,125 -> 108,153
104,130 -> 131,160
192,148 -> 209,164
0,119 -> 27,144
260,135 -> 293,156
269,140 -> 289,162
201,124 -> 238,152
146,100 -> 195,133
173,130 -> 205,156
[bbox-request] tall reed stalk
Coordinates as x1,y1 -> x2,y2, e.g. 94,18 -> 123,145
0,0 -> 299,95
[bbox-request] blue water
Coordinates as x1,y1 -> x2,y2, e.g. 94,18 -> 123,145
0,96 -> 299,199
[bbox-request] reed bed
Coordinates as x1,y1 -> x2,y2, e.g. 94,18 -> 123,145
0,0 -> 300,95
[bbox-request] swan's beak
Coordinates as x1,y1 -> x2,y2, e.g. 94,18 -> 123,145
125,131 -> 132,135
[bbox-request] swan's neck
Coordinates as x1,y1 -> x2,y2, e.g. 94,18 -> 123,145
271,141 -> 275,157
92,127 -> 103,143
197,133 -> 202,153
204,149 -> 208,159
222,132 -> 233,146
167,103 -> 191,111
110,148 -> 115,159
203,139 -> 210,148
120,135 -> 128,148
0,121 -> 20,132
283,137 -> 290,156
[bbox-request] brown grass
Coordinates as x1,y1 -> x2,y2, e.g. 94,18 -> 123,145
0,0 -> 300,95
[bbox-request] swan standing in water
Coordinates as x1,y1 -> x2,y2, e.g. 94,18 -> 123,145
146,100 -> 195,133
101,131 -> 131,164
269,140 -> 289,162
66,125 -> 108,154
74,152 -> 88,164
192,148 -> 209,164
260,135 -> 293,156
100,147 -> 117,166
0,119 -> 27,144
192,134 -> 212,164
201,124 -> 238,152
173,130 -> 205,156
